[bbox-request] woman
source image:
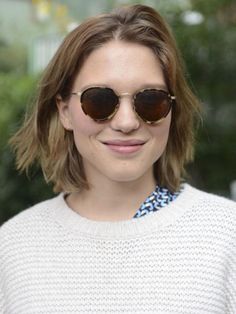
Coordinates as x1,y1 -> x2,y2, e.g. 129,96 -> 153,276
1,4 -> 235,313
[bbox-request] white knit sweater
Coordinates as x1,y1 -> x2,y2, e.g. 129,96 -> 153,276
0,184 -> 236,314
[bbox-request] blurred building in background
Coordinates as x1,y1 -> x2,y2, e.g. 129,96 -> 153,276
0,0 -> 113,73
1,0 -> 204,73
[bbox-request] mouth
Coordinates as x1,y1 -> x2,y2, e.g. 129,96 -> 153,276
101,139 -> 146,154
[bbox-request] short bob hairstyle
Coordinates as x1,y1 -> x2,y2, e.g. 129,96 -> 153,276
10,4 -> 201,193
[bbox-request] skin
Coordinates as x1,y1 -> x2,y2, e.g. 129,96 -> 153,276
57,40 -> 172,221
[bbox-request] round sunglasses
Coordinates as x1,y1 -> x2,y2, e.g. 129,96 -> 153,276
71,86 -> 175,124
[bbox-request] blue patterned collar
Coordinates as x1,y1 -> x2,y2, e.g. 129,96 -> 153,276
133,186 -> 181,219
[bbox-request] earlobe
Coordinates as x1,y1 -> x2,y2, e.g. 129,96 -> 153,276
56,96 -> 73,130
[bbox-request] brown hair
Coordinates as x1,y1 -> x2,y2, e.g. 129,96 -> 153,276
10,4 -> 201,193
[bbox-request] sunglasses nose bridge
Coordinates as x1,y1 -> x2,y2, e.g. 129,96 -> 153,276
120,93 -> 137,116
117,92 -> 142,121
118,92 -> 135,109
110,92 -> 140,132
118,92 -> 132,99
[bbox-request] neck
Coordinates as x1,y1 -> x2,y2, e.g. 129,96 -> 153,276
66,173 -> 156,222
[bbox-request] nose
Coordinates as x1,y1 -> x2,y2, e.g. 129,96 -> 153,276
109,95 -> 140,133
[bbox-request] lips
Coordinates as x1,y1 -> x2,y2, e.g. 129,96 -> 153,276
102,139 -> 146,154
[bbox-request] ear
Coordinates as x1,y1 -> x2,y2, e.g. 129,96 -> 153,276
56,95 -> 73,130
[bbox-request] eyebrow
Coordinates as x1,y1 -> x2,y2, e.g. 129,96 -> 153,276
139,83 -> 168,91
76,83 -> 168,93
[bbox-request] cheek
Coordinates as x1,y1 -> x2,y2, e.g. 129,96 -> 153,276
150,113 -> 172,142
69,104 -> 103,136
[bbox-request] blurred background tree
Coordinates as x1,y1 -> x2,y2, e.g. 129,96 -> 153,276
0,0 -> 235,225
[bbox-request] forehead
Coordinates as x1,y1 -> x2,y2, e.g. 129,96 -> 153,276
73,40 -> 166,91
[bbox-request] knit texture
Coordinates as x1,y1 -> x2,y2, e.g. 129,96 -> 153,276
0,184 -> 236,313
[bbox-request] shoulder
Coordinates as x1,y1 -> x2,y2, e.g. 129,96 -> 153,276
182,183 -> 236,211
183,183 -> 236,212
182,183 -> 236,236
0,194 -> 64,247
0,194 -> 67,294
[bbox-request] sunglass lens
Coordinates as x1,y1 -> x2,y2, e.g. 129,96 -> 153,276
135,90 -> 172,123
81,87 -> 118,121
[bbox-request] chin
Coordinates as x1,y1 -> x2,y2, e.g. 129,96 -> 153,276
105,169 -> 150,184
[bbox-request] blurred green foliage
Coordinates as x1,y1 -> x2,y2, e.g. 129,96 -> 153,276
0,40 -> 27,74
0,74 -> 53,224
172,0 -> 236,194
0,0 -> 235,225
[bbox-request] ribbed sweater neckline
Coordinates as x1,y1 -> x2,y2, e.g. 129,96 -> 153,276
53,183 -> 201,239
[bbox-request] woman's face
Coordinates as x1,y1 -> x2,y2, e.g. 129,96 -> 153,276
57,40 -> 171,185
